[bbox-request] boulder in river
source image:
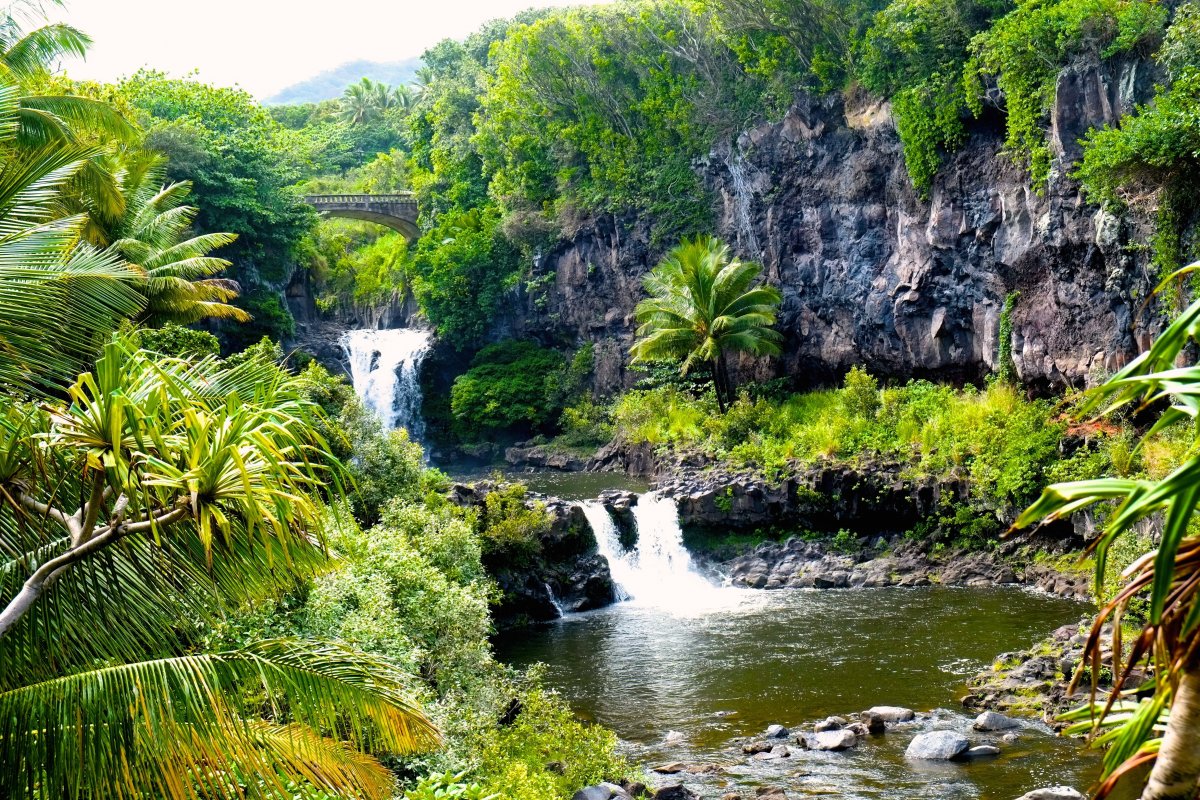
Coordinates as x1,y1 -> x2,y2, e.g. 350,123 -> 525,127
905,730 -> 970,760
765,723 -> 790,738
742,740 -> 773,754
654,786 -> 700,800
808,729 -> 858,751
865,705 -> 916,722
814,716 -> 845,731
1015,789 -> 1086,800
573,784 -> 632,800
974,711 -> 1019,731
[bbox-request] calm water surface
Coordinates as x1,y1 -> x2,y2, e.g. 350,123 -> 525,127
496,586 -> 1101,800
446,465 -> 650,500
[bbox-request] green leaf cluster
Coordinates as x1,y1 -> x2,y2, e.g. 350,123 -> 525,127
118,71 -> 319,344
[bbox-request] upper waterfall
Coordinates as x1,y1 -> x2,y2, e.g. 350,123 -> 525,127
340,328 -> 432,441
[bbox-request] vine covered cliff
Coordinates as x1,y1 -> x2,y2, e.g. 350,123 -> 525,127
499,55 -> 1162,394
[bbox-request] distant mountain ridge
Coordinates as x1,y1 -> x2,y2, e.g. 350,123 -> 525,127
266,58 -> 423,105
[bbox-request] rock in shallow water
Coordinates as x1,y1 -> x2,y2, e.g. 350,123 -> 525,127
905,730 -> 970,760
974,710 -> 1019,731
1015,789 -> 1086,800
765,723 -> 790,738
654,786 -> 699,800
965,745 -> 1001,758
865,705 -> 916,722
808,729 -> 858,751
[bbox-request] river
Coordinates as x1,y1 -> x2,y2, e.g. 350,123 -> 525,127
497,557 -> 1099,799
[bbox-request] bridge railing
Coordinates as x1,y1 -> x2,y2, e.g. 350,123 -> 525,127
303,193 -> 417,205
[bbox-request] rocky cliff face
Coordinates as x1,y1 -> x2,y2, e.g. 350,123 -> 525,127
507,55 -> 1163,394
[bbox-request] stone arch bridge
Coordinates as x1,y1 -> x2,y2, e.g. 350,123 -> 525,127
302,193 -> 419,239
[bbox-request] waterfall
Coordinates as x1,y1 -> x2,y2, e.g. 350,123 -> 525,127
543,582 -> 566,617
340,328 -> 432,440
581,493 -> 722,610
725,150 -> 761,258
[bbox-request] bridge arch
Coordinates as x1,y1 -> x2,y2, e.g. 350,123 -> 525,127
303,193 -> 420,240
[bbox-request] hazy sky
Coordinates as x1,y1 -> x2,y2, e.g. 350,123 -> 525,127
51,0 -> 590,99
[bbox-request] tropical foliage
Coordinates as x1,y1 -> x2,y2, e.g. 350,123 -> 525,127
631,236 -> 782,411
0,339 -> 439,799
104,157 -> 247,325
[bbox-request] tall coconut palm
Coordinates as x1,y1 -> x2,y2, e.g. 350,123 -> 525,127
1017,261 -> 1200,800
105,156 -> 250,325
630,235 -> 783,411
0,339 -> 439,798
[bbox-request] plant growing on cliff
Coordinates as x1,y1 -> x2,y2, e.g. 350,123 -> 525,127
1016,260 -> 1200,800
630,236 -> 783,412
997,291 -> 1019,383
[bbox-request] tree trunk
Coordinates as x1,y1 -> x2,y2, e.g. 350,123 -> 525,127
710,359 -> 727,413
1142,659 -> 1200,800
714,353 -> 734,411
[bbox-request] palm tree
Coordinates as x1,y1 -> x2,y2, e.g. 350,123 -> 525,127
0,339 -> 439,798
630,235 -> 783,411
1017,260 -> 1200,800
0,0 -> 137,225
341,77 -> 383,125
411,66 -> 434,104
390,82 -> 415,113
105,156 -> 250,325
0,80 -> 145,395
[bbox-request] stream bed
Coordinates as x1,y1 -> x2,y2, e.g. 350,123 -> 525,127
496,586 -> 1099,800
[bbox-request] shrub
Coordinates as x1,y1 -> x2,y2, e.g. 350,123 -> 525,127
841,366 -> 882,418
559,397 -> 615,448
450,341 -> 568,440
478,483 -> 551,560
132,323 -> 220,358
475,686 -> 630,800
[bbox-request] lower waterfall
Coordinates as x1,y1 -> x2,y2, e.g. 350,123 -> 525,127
580,493 -> 724,611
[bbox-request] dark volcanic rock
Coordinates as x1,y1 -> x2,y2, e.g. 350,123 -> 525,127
447,481 -> 618,628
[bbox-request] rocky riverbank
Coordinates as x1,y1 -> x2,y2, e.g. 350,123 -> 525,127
575,707 -> 1088,800
719,536 -> 1091,600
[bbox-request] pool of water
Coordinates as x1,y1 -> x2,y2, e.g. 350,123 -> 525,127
495,586 -> 1100,800
445,465 -> 650,500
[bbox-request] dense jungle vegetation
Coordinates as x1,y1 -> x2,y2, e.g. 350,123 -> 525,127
3,0 -> 1200,796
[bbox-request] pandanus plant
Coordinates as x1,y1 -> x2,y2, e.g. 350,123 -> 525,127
1016,261 -> 1200,800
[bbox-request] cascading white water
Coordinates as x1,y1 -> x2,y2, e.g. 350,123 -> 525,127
340,328 -> 432,440
579,502 -> 633,602
543,582 -> 567,616
725,150 -> 762,258
582,493 -> 725,612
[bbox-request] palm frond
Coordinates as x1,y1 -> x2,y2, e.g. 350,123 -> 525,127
0,640 -> 439,800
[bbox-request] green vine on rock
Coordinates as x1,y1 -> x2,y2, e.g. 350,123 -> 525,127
998,291 -> 1020,384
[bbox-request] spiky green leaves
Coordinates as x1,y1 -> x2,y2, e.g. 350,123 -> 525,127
1015,261 -> 1200,796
